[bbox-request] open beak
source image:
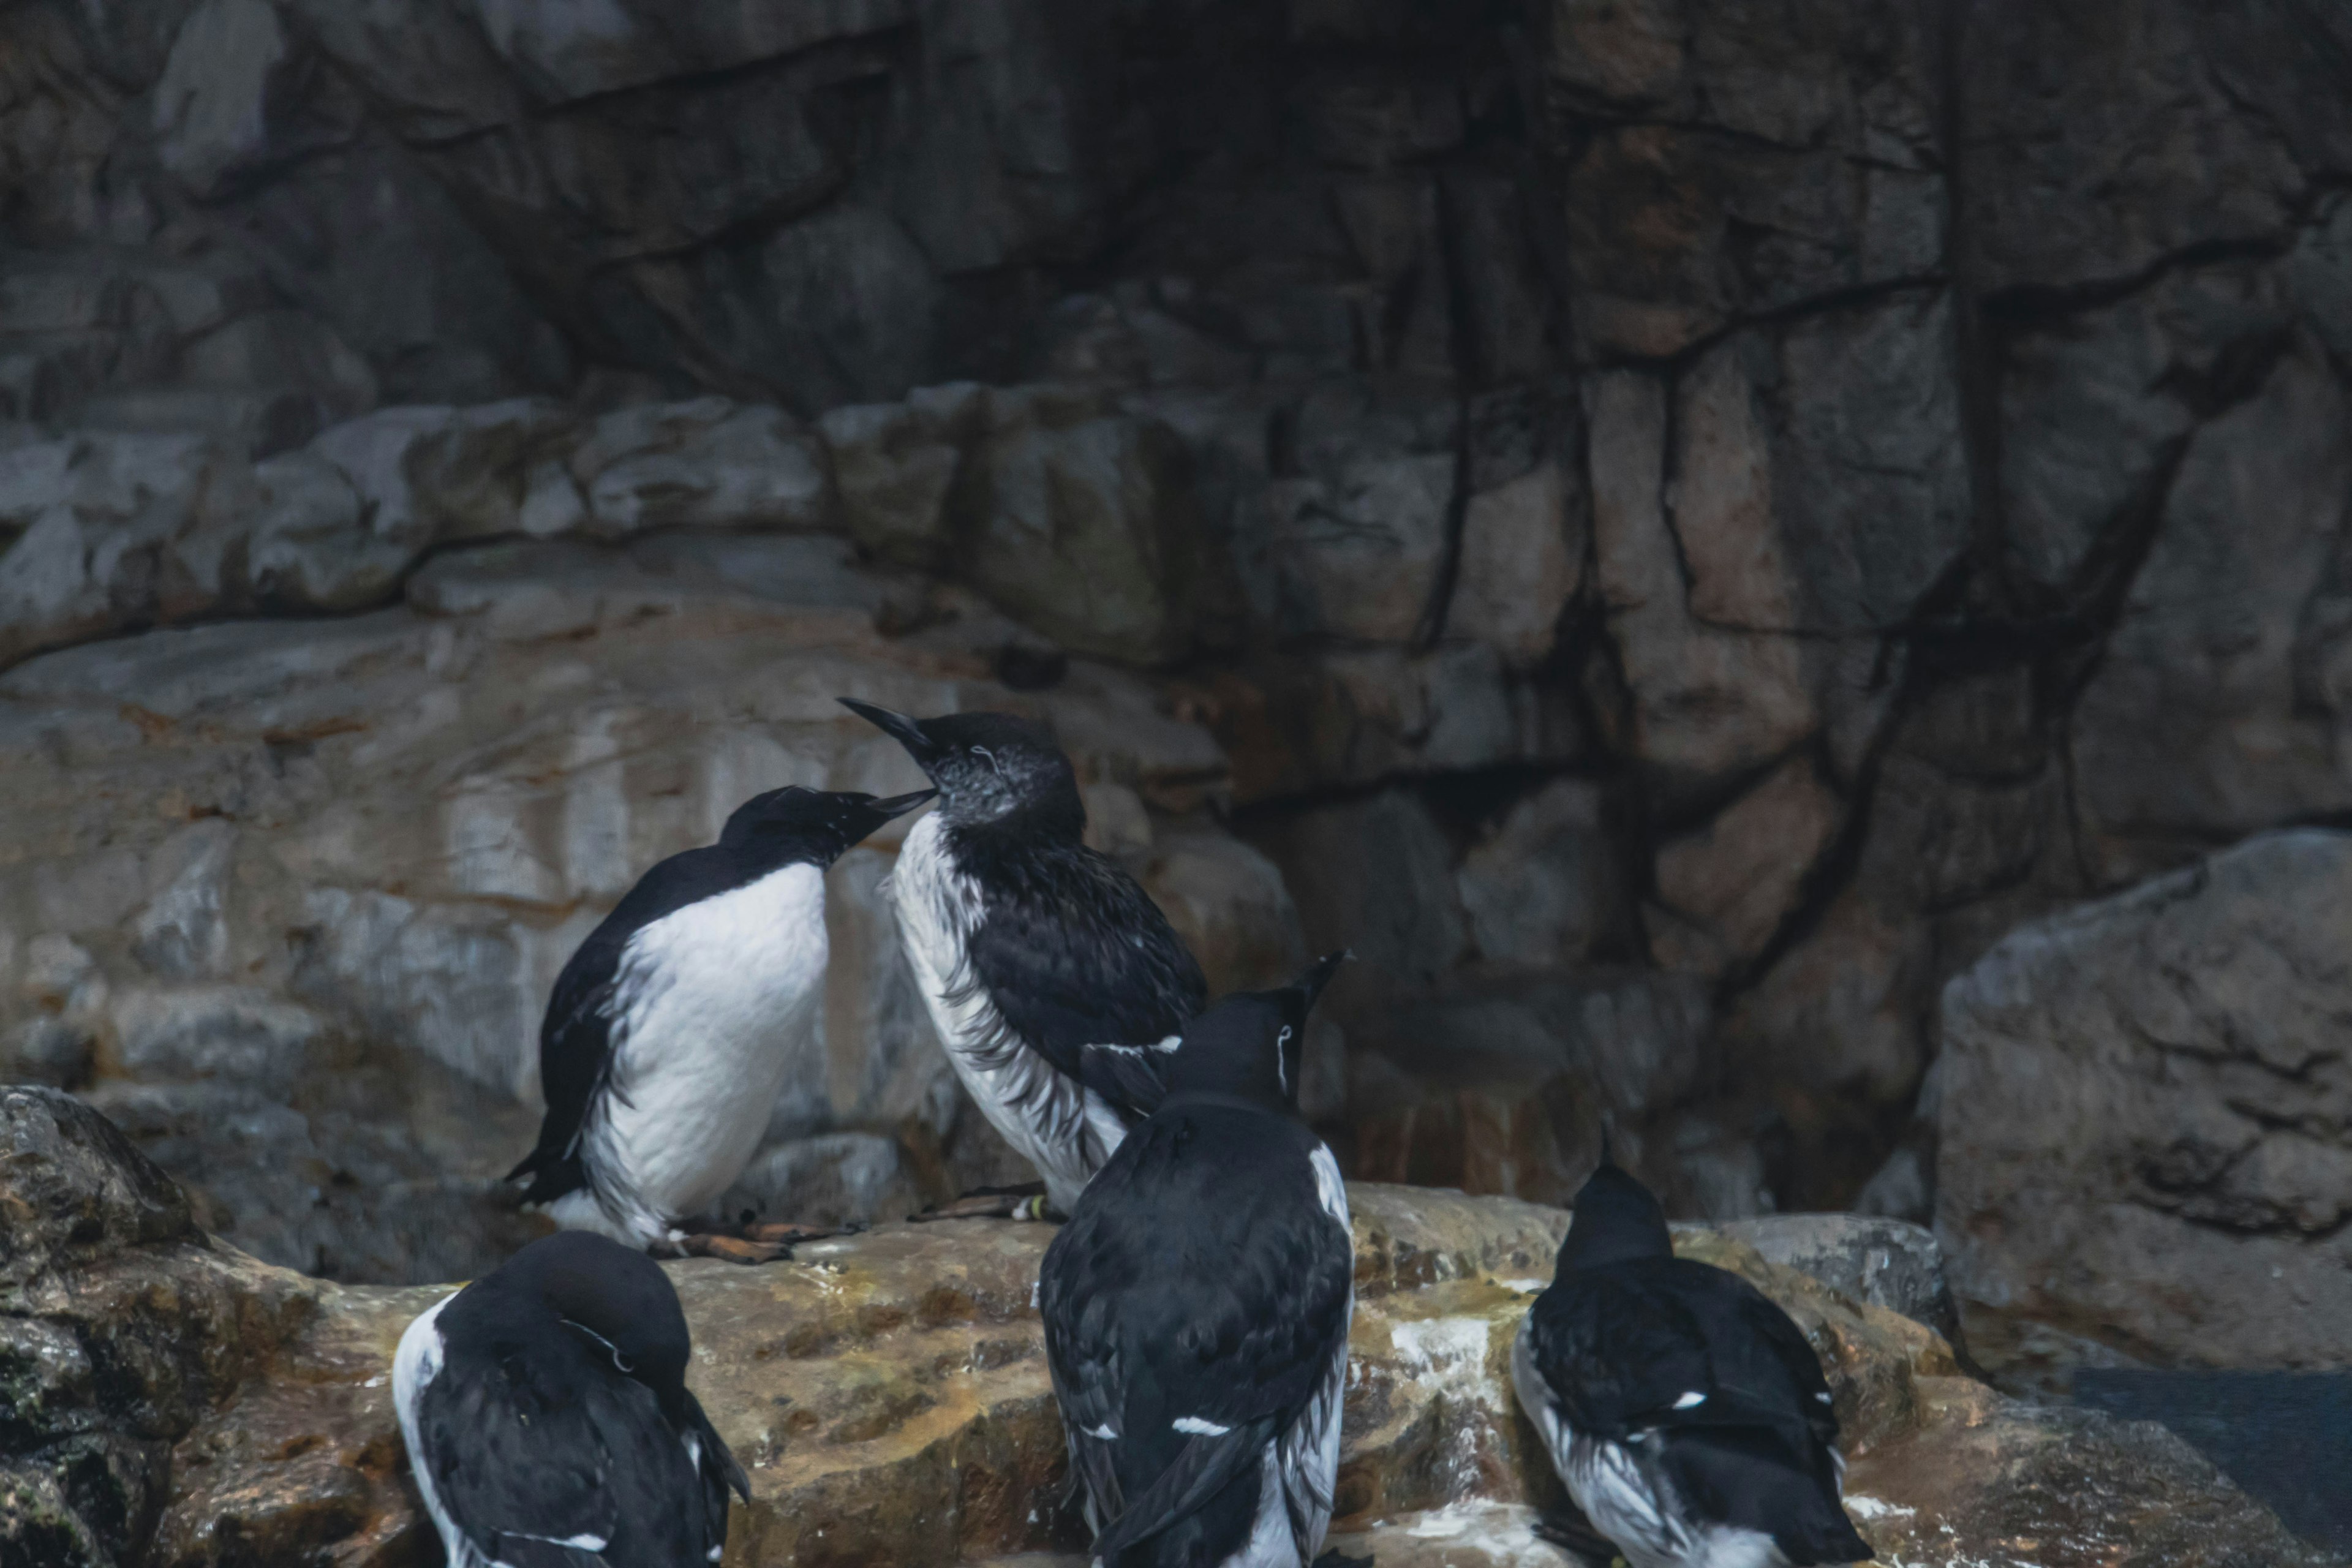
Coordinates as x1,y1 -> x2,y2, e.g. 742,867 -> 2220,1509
870,789 -> 937,819
838,698 -> 940,769
1292,949 -> 1352,1014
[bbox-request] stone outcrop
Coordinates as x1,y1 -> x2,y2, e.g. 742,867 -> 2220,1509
4,0 -> 2352,1375
1937,830 -> 2352,1369
7,1087 -> 2331,1568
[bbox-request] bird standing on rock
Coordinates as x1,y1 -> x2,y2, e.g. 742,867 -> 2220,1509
1040,953 -> 1353,1568
1512,1155 -> 1875,1568
394,1231 -> 748,1568
839,699 -> 1207,1219
508,784 -> 934,1262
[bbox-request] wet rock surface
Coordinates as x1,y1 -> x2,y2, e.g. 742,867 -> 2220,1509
12,1092 -> 2331,1568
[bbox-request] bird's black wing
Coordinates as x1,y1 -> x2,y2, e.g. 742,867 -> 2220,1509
1528,1261 -> 1868,1564
1039,1110 -> 1352,1565
1525,1268 -> 1717,1441
960,837 -> 1206,1104
508,848 -> 753,1201
417,1341 -> 715,1568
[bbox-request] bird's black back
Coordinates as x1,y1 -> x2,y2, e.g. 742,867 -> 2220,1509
1040,1100 -> 1351,1567
952,817 -> 1205,1104
419,1286 -> 744,1567
1526,1257 -> 1868,1564
508,845 -> 785,1202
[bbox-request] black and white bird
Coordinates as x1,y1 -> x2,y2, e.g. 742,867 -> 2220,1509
1039,953 -> 1352,1568
508,784 -> 933,1259
1512,1156 -> 1875,1568
393,1230 -> 749,1568
839,699 -> 1207,1218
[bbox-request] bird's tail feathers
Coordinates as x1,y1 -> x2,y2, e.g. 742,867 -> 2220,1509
1089,1417 -> 1274,1564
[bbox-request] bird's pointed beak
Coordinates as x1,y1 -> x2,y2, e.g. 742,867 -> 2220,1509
839,698 -> 940,768
870,789 -> 937,820
1292,949 -> 1352,1013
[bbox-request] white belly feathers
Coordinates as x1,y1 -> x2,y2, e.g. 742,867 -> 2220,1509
888,812 -> 1123,1214
576,861 -> 829,1245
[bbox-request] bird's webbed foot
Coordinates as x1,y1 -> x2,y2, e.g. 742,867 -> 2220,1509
908,1182 -> 1059,1223
676,1232 -> 794,1264
665,1215 -> 864,1264
1530,1506 -> 1624,1567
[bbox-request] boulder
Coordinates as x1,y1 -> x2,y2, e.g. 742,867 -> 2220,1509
1937,829 -> 2352,1367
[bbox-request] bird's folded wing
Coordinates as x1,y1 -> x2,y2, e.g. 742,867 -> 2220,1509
963,858 -> 1205,1085
420,1363 -> 696,1567
1044,1332 -> 1128,1525
1074,1037 -> 1181,1117
1531,1274 -> 1722,1437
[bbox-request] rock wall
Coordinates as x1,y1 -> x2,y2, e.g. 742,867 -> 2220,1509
2,0 -> 2351,1296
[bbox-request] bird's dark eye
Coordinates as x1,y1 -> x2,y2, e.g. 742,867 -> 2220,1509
613,1350 -> 635,1373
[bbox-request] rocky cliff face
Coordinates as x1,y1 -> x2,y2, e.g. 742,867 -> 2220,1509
6,1085 -> 2332,1568
1,0 -> 2348,1367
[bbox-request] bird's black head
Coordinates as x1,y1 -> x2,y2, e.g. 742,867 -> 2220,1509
1557,1151 -> 1673,1272
1163,951 -> 1348,1114
718,784 -> 934,867
838,699 -> 1082,835
490,1231 -> 695,1410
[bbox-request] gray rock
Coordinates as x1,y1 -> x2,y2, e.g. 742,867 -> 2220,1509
820,383 -> 983,570
2069,342 -> 2352,888
1956,0 -> 2326,295
957,386 -> 1207,666
1450,460 -> 1583,668
1673,294 -> 1971,637
1714,1212 -> 1959,1340
0,1084 -> 192,1289
1651,753 -> 1842,979
1553,0 -> 1943,356
1457,778 -> 1628,970
1937,829 -> 2352,1367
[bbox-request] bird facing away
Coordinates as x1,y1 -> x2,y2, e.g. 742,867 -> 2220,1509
1040,952 -> 1353,1568
508,784 -> 933,1260
1512,1157 -> 1875,1568
393,1230 -> 749,1568
839,699 -> 1207,1218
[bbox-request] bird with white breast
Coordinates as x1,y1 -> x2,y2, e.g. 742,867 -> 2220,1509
840,698 -> 1207,1220
507,783 -> 933,1262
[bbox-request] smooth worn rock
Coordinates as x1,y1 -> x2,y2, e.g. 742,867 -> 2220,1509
1938,829 -> 2352,1368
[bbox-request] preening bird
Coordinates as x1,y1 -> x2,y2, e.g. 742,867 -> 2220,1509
839,699 -> 1207,1219
508,784 -> 934,1260
1512,1156 -> 1875,1568
393,1231 -> 748,1568
1039,953 -> 1353,1568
